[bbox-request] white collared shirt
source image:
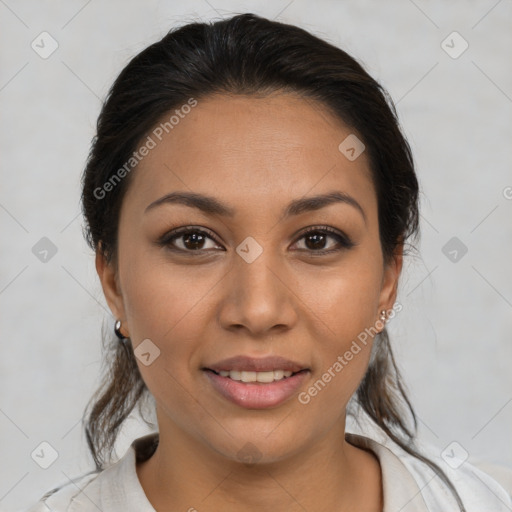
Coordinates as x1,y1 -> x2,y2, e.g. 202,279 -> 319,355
26,431 -> 512,511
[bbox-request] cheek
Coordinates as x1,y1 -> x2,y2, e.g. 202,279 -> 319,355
119,258 -> 221,428
119,253 -> 223,381
294,252 -> 383,397
296,251 -> 383,342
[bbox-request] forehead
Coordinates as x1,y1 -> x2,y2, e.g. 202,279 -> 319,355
124,92 -> 375,215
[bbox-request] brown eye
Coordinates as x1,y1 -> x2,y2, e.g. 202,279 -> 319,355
158,225 -> 354,256
293,226 -> 355,254
159,227 -> 223,253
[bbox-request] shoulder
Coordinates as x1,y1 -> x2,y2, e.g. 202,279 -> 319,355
469,457 -> 512,497
347,428 -> 512,511
402,438 -> 512,509
23,434 -> 158,512
23,470 -> 102,512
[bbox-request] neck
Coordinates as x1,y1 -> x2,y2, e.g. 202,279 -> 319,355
136,413 -> 382,512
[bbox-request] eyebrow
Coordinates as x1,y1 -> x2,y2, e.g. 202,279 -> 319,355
145,190 -> 367,224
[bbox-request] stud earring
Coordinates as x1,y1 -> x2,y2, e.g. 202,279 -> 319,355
379,310 -> 387,323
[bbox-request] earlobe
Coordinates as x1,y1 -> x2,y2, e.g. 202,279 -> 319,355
379,243 -> 404,314
95,249 -> 126,323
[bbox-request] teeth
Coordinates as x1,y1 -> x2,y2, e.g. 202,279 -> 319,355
217,370 -> 294,382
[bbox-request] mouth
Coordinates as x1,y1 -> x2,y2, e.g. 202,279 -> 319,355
202,355 -> 311,408
202,366 -> 310,409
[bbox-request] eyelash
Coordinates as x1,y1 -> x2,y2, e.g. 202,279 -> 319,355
157,225 -> 355,256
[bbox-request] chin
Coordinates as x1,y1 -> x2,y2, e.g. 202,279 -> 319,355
204,425 -> 308,466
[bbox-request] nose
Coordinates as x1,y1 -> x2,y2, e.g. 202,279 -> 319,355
218,243 -> 298,338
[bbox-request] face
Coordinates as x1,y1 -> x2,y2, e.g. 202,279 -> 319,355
97,92 -> 402,464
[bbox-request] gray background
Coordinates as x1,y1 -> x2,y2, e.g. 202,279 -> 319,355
1,0 -> 511,510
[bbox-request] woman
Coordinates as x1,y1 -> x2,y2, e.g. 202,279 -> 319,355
27,13 -> 512,512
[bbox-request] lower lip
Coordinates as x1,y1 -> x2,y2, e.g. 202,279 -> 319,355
203,370 -> 310,409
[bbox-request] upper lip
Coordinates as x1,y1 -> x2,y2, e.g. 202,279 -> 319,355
205,355 -> 309,373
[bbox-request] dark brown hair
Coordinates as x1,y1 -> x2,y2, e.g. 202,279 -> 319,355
81,13 -> 465,510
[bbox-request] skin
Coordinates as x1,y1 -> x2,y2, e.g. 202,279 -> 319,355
97,92 -> 403,512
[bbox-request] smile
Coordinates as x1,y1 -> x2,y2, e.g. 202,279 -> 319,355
203,368 -> 310,409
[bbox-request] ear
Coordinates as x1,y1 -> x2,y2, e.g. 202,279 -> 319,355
95,248 -> 128,331
378,241 -> 403,314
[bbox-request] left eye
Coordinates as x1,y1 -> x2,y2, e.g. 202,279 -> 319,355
292,228 -> 354,253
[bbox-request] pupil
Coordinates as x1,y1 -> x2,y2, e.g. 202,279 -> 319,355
184,232 -> 205,250
306,233 -> 326,250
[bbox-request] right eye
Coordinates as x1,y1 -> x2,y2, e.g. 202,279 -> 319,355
158,227 -> 224,254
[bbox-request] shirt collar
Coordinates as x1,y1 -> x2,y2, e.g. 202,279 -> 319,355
346,432 -> 430,512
